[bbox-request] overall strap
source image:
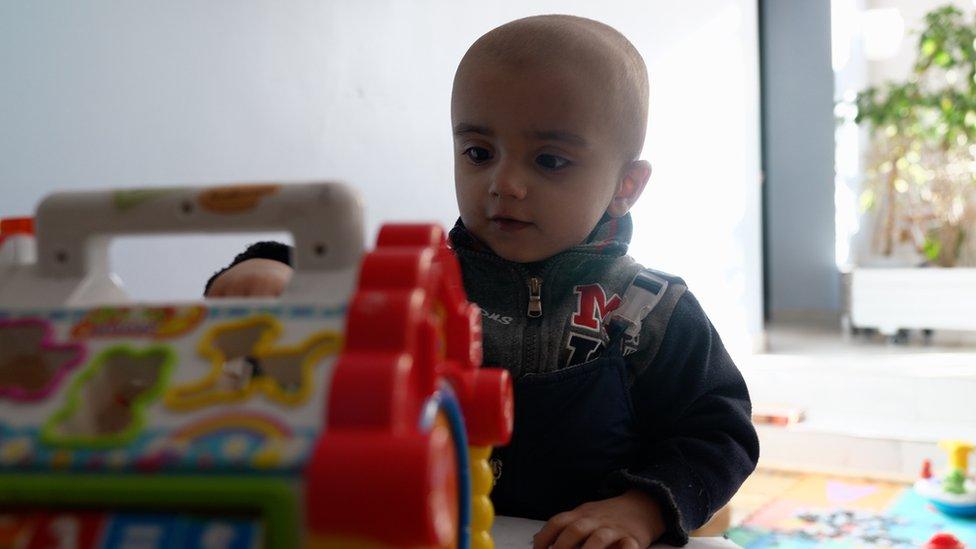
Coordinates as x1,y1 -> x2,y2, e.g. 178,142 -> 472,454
605,270 -> 685,375
607,270 -> 670,339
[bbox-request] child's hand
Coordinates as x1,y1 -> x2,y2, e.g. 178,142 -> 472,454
532,489 -> 665,549
206,259 -> 293,297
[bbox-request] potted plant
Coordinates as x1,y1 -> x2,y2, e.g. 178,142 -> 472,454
848,5 -> 976,337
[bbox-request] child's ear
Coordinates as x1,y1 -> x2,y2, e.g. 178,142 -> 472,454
607,160 -> 651,218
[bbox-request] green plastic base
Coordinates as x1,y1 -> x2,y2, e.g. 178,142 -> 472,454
0,472 -> 300,547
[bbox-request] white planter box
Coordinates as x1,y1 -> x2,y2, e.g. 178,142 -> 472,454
849,268 -> 976,335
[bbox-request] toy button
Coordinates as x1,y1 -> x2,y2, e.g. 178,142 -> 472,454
926,532 -> 965,549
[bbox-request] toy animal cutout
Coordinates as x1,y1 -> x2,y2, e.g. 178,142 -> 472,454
0,319 -> 85,401
44,346 -> 175,447
165,316 -> 341,411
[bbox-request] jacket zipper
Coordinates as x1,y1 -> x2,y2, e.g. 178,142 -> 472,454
501,274 -> 544,491
527,276 -> 543,317
523,275 -> 544,382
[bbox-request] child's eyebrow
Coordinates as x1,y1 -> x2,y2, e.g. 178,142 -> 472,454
453,123 -> 588,147
453,123 -> 493,137
530,130 -> 589,147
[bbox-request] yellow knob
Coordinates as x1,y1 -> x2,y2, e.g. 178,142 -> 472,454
939,440 -> 974,472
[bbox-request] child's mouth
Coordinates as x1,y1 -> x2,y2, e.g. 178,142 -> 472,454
490,216 -> 532,232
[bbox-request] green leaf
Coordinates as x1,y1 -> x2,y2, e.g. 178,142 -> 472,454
923,237 -> 942,261
859,189 -> 876,212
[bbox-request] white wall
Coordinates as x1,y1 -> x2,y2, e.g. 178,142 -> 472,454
0,1 -> 763,354
625,2 -> 764,354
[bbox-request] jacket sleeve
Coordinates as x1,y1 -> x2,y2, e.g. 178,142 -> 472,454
606,290 -> 759,546
203,241 -> 293,296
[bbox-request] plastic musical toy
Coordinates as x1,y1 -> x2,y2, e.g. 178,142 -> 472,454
915,440 -> 976,518
0,183 -> 514,548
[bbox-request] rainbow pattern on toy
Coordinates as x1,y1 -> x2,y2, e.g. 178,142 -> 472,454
0,183 -> 514,548
915,440 -> 976,518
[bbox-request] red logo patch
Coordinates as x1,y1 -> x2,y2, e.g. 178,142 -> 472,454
571,284 -> 622,331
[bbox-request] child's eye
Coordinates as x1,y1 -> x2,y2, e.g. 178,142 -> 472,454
463,147 -> 493,164
536,154 -> 571,171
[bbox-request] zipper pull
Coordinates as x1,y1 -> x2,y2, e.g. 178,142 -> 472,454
527,276 -> 542,317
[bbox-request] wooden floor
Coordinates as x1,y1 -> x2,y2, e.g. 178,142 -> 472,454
688,469 -> 803,536
729,469 -> 813,525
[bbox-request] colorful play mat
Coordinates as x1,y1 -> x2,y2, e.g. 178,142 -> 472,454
727,475 -> 976,548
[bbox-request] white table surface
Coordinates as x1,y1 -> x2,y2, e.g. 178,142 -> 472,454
491,516 -> 741,548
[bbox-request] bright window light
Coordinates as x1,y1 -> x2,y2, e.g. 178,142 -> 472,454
831,0 -> 858,71
860,8 -> 905,61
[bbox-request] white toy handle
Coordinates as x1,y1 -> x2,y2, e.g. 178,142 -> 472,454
34,182 -> 364,278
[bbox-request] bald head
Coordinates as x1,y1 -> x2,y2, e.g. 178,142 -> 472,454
453,15 -> 649,161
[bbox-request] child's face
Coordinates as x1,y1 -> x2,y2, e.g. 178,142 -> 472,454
452,61 -> 632,263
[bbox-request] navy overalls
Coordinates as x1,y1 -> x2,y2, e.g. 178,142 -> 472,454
490,325 -> 638,519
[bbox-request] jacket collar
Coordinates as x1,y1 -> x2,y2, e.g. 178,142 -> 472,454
448,212 -> 633,262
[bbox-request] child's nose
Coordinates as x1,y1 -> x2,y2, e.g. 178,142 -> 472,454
488,161 -> 528,200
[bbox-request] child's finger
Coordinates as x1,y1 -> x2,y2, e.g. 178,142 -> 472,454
533,511 -> 577,549
550,517 -> 599,549
612,538 -> 641,549
579,527 -> 623,549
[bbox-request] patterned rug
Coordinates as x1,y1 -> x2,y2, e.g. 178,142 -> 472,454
726,476 -> 976,548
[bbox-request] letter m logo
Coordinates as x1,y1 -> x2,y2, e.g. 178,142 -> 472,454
571,284 -> 622,331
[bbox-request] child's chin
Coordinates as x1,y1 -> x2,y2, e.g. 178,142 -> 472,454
493,245 -> 556,264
